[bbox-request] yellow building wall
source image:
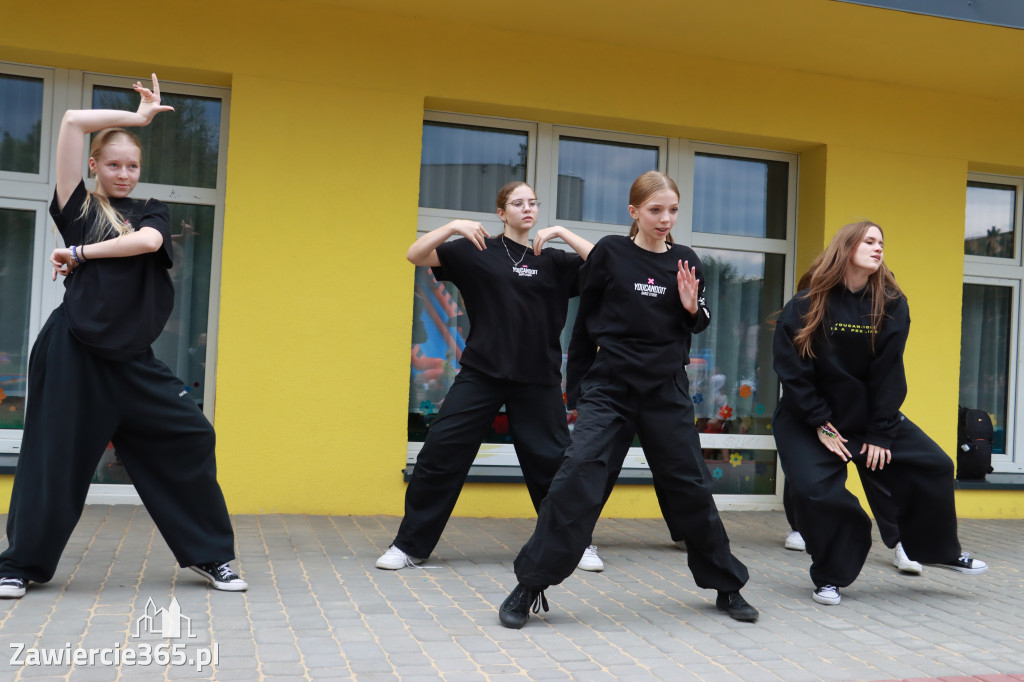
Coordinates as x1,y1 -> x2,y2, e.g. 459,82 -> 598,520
1,0 -> 1023,518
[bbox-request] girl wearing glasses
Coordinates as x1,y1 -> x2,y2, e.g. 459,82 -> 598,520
498,171 -> 757,628
376,182 -> 603,571
772,221 -> 987,607
0,75 -> 244,600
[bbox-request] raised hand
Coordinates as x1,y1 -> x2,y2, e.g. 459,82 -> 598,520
133,73 -> 175,122
448,219 -> 488,250
677,260 -> 699,314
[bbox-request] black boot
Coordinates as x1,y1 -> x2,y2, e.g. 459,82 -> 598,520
716,590 -> 759,622
499,583 -> 549,629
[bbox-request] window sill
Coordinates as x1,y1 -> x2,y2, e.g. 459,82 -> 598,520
403,465 -> 655,484
955,473 -> 1024,490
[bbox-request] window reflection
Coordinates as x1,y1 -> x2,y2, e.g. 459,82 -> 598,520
689,249 -> 784,436
965,181 -> 1016,258
0,208 -> 34,431
419,122 -> 528,213
693,153 -> 788,238
557,137 -> 658,226
0,74 -> 44,174
959,284 -> 1010,453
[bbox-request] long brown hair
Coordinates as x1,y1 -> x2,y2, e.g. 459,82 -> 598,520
793,221 -> 904,358
628,171 -> 677,245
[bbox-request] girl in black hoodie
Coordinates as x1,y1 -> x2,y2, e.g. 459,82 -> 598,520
773,221 -> 987,606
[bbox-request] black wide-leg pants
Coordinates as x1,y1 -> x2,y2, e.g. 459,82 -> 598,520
0,307 -> 236,583
773,406 -> 960,588
783,471 -> 901,548
394,366 -> 570,559
514,369 -> 749,592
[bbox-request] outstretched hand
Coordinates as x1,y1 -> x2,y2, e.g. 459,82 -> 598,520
133,74 -> 174,122
677,260 -> 699,314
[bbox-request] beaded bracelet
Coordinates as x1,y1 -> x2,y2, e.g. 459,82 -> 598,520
819,422 -> 839,439
70,245 -> 81,264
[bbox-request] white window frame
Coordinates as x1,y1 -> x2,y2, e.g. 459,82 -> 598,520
963,171 -> 1024,472
0,64 -> 230,501
411,112 -> 799,508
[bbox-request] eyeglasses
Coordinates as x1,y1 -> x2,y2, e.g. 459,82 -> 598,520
505,199 -> 540,210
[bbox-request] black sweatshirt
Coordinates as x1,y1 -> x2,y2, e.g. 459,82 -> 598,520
566,235 -> 710,408
433,235 -> 582,386
50,181 -> 174,361
773,285 -> 910,448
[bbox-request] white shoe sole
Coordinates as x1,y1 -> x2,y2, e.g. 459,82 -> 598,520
930,562 -> 988,575
894,560 -> 923,575
189,566 -> 248,591
0,587 -> 26,599
576,561 -> 604,572
812,590 -> 841,605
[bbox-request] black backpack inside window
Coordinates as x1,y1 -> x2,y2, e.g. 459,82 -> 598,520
956,407 -> 995,481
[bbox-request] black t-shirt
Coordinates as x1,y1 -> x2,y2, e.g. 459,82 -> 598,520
566,235 -> 711,407
432,235 -> 582,385
773,286 -> 910,448
49,180 -> 174,361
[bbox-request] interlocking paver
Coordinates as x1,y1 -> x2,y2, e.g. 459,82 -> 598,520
0,509 -> 1021,680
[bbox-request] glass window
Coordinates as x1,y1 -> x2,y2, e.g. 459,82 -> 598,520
0,207 -> 35,431
0,74 -> 44,174
419,122 -> 528,213
556,137 -> 658,226
965,181 -> 1016,258
693,153 -> 788,238
690,249 -> 784,494
959,283 -> 1011,453
91,86 -> 222,189
152,203 -> 216,409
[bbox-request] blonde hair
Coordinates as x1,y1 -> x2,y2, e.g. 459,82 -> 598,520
628,171 -> 678,244
793,221 -> 904,358
80,128 -> 142,241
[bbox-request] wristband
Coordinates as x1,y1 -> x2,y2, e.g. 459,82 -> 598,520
819,423 -> 839,439
70,245 -> 81,263
80,243 -> 87,261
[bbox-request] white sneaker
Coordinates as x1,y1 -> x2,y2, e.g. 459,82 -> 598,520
375,545 -> 424,570
0,577 -> 26,599
893,542 -> 923,575
927,552 -> 988,575
812,584 -> 841,605
577,545 -> 604,572
784,530 -> 806,551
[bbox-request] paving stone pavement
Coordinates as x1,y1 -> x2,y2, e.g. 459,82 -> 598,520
0,506 -> 1021,681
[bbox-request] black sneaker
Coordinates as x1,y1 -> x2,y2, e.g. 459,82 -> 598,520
0,577 -> 26,599
927,552 -> 988,575
189,562 -> 248,591
716,590 -> 759,622
499,583 -> 549,629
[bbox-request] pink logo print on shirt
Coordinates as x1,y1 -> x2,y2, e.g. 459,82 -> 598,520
648,278 -> 655,284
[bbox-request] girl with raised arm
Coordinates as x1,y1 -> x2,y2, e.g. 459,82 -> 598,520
376,182 -> 605,571
0,75 -> 245,599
